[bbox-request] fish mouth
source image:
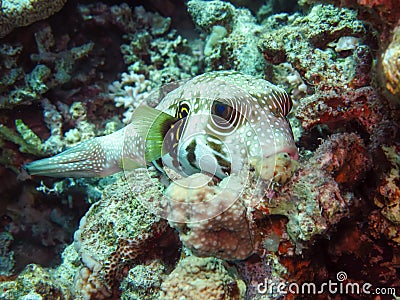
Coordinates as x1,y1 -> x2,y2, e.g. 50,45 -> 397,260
280,146 -> 299,160
264,146 -> 299,161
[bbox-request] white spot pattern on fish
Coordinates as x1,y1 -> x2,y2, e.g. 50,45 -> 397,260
23,71 -> 298,179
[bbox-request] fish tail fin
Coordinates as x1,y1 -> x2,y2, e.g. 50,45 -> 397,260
23,127 -> 129,178
23,106 -> 177,178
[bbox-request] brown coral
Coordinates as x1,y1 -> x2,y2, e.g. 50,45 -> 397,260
370,145 -> 400,244
296,86 -> 396,149
257,133 -> 370,249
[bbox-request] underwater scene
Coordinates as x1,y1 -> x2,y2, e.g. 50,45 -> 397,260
0,0 -> 399,299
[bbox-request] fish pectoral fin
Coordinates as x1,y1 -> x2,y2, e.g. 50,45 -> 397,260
130,105 -> 178,162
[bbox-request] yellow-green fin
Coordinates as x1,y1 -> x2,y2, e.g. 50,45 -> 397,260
131,105 -> 177,162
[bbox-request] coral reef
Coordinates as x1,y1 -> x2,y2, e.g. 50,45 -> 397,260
108,71 -> 152,124
106,4 -> 202,123
260,4 -> 367,86
119,260 -> 167,300
0,0 -> 67,38
72,172 -> 180,299
188,0 -> 266,76
166,173 -> 258,260
0,0 -> 399,299
159,256 -> 246,300
380,24 -> 400,101
114,4 -> 202,84
0,244 -> 78,299
327,221 -> 400,292
0,24 -> 94,109
369,145 -> 400,244
301,0 -> 400,32
295,86 -> 396,149
0,231 -> 14,277
257,133 -> 370,248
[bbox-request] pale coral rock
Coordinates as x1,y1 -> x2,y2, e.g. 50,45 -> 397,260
371,145 -> 400,244
0,0 -> 67,37
160,256 -> 246,300
188,0 -> 266,76
166,173 -> 257,260
120,260 -> 166,300
381,25 -> 400,101
72,173 -> 176,298
260,4 -> 367,86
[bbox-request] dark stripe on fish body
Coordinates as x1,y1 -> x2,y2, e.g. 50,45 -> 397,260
185,140 -> 198,170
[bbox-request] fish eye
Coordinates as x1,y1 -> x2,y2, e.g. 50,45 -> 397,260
214,102 -> 228,116
211,100 -> 239,128
176,102 -> 190,119
211,101 -> 231,120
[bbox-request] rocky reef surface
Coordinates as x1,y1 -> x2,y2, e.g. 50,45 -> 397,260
0,0 -> 399,299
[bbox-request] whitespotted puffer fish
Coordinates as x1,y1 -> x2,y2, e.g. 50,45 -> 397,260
23,71 -> 298,181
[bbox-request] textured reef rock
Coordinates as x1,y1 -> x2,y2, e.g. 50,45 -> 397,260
0,231 -> 14,277
380,24 -> 400,102
0,0 -> 67,38
73,172 -> 180,299
0,0 -> 399,299
159,256 -> 246,300
0,244 -> 77,299
296,86 -> 396,149
187,0 -> 266,76
167,173 -> 259,260
260,4 -> 367,86
370,145 -> 400,244
119,260 -> 167,300
257,133 -> 370,248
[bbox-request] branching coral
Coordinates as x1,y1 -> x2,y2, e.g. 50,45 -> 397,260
117,5 -> 202,84
108,71 -> 152,124
0,25 -> 94,109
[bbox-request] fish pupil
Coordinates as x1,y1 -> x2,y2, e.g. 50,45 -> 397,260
215,103 -> 227,116
212,101 -> 230,119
